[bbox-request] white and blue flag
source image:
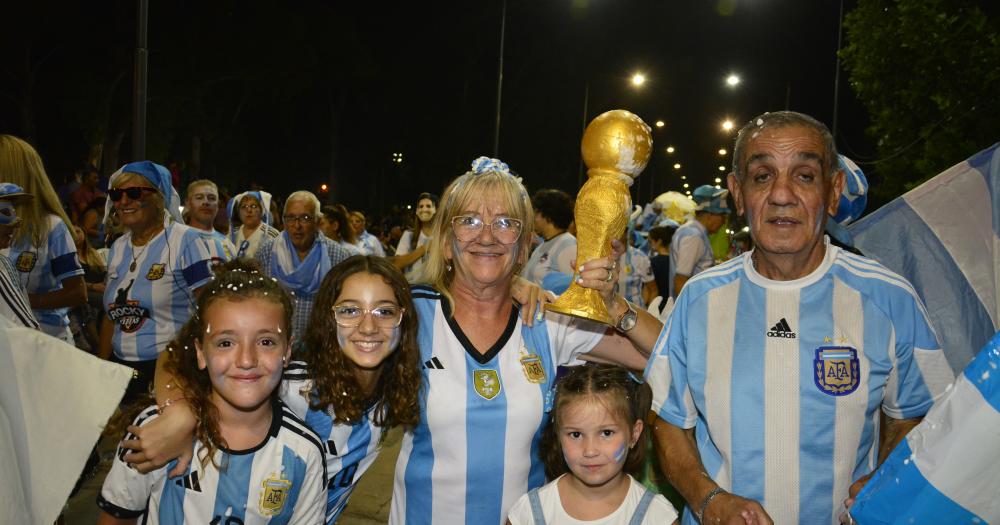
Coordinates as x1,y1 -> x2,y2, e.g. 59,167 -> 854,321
850,143 -> 1000,374
849,329 -> 1000,524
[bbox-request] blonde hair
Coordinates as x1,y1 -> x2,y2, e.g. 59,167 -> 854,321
112,172 -> 167,225
185,179 -> 218,201
420,169 -> 533,311
0,135 -> 73,247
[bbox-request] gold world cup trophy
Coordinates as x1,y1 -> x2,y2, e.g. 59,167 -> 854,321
547,109 -> 652,325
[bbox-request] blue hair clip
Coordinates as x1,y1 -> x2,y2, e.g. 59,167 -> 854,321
470,156 -> 511,176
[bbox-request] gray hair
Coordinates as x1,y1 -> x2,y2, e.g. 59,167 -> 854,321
284,190 -> 323,219
731,111 -> 838,181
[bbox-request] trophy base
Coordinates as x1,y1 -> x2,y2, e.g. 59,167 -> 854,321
546,283 -> 613,326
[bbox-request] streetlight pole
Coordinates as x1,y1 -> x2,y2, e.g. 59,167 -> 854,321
492,0 -> 507,157
131,0 -> 149,160
832,0 -> 845,137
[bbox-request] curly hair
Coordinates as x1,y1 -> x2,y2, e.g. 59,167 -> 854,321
163,258 -> 294,468
540,363 -> 652,480
304,255 -> 421,429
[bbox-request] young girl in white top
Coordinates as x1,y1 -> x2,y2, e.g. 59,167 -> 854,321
507,364 -> 679,525
97,259 -> 326,524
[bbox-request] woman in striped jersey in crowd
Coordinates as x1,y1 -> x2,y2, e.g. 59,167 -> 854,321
1,135 -> 86,342
127,255 -> 422,524
98,258 -> 327,525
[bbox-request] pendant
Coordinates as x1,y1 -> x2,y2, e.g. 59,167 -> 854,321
130,261 -> 137,272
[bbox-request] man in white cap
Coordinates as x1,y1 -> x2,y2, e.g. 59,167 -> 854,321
668,184 -> 729,298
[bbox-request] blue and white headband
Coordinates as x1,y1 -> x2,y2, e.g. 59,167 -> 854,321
228,190 -> 274,226
102,161 -> 184,226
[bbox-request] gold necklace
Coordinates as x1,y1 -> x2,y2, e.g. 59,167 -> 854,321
129,226 -> 162,272
130,243 -> 148,272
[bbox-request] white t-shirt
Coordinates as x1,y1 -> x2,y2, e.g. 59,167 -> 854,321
507,474 -> 678,525
395,229 -> 431,283
522,232 -> 577,285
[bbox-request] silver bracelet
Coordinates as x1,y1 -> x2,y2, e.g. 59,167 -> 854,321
697,486 -> 726,521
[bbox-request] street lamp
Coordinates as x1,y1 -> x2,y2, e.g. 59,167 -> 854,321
721,119 -> 735,132
631,72 -> 646,87
392,152 -> 403,164
718,148 -> 727,156
725,74 -> 741,88
714,177 -> 722,183
655,120 -> 665,128
666,146 -> 675,154
718,165 -> 726,171
673,163 -> 681,170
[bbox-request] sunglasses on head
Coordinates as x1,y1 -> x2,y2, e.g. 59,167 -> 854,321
109,187 -> 158,202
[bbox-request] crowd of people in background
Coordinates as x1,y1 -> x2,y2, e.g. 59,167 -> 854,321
0,110 -> 951,525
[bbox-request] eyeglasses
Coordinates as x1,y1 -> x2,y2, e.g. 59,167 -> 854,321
332,303 -> 405,328
240,204 -> 261,211
283,214 -> 315,225
109,187 -> 158,202
451,215 -> 523,244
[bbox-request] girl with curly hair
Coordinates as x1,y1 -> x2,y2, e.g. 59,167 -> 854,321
97,258 -> 327,524
125,255 -> 422,524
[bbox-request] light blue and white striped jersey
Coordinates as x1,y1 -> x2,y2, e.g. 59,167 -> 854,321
522,232 -> 577,286
104,222 -> 213,361
98,400 -> 327,525
338,239 -> 362,256
195,227 -> 236,263
617,245 -> 654,309
645,240 -> 954,525
668,219 -> 714,299
281,361 -> 386,525
390,286 -> 605,525
354,231 -> 385,257
5,214 -> 84,330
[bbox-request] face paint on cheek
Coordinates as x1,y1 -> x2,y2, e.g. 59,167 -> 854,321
387,326 -> 401,350
336,327 -> 349,349
612,442 -> 628,463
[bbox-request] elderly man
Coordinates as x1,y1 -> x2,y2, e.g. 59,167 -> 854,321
184,179 -> 235,263
645,111 -> 952,524
668,184 -> 728,298
256,190 -> 351,339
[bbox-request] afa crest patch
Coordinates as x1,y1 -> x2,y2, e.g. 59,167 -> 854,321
258,472 -> 292,516
15,251 -> 37,272
814,346 -> 860,396
146,263 -> 166,280
474,369 -> 502,400
519,353 -> 546,384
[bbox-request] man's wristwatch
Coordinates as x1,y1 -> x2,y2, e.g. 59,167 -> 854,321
614,299 -> 638,333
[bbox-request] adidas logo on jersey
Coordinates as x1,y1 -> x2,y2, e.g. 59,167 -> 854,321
767,318 -> 796,338
175,470 -> 202,492
423,357 -> 445,370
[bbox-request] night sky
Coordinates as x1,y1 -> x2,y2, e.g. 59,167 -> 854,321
3,0 -> 871,217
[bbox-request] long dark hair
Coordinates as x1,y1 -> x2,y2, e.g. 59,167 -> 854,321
540,364 -> 652,480
304,255 -> 421,429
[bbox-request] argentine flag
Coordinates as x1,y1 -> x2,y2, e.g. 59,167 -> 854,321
850,143 -> 1000,374
849,329 -> 1000,524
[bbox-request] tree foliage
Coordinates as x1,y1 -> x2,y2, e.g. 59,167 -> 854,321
841,0 -> 1000,200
